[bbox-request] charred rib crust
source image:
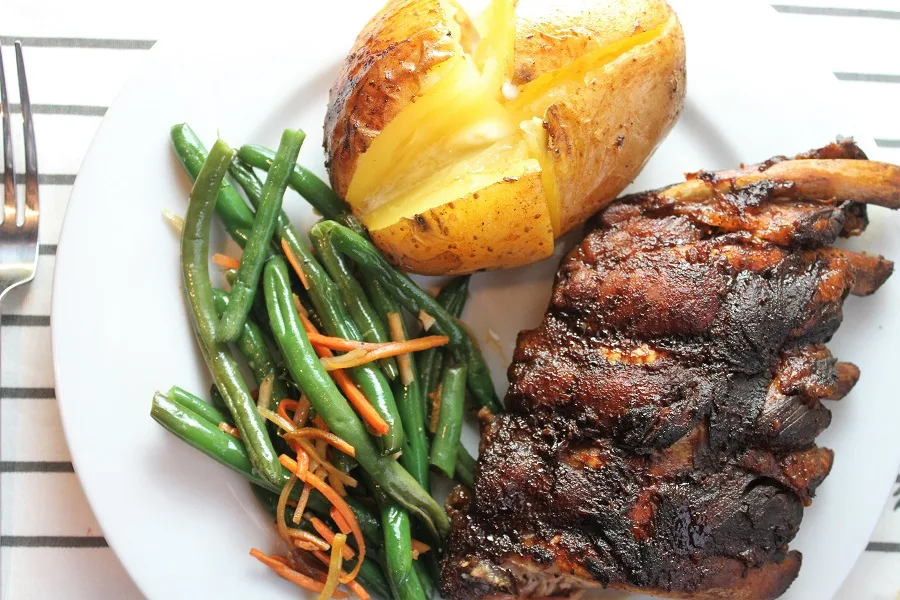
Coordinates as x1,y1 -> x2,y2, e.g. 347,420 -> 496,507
443,141 -> 896,600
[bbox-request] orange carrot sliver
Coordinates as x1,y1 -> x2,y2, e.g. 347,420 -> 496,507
305,471 -> 365,583
284,428 -> 355,457
249,549 -> 348,598
331,506 -> 352,535
278,399 -> 299,423
282,238 -> 311,290
307,331 -> 449,355
330,370 -> 391,435
212,253 -> 241,270
309,517 -> 355,561
312,551 -> 372,600
217,422 -> 241,439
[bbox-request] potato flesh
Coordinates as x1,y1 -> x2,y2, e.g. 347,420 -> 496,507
346,0 -> 669,237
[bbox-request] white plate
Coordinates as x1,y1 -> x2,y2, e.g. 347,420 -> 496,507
52,1 -> 900,598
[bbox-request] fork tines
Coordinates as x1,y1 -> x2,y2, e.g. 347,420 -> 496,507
0,41 -> 40,302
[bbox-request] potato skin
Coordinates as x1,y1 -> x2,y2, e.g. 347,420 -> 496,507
545,15 -> 686,234
325,0 -> 686,274
324,0 -> 464,198
369,172 -> 555,275
512,0 -> 676,85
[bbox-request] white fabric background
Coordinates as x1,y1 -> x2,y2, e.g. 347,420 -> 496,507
1,0 -> 899,598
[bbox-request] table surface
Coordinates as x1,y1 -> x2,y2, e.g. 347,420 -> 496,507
2,0 -> 900,598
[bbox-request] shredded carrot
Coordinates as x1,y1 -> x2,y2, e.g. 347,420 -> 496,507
281,452 -> 357,491
331,506 -> 353,535
318,533 -> 346,600
309,517 -> 355,561
387,313 -> 415,385
212,253 -> 241,270
296,449 -> 311,481
312,551 -> 372,600
419,310 -> 436,331
331,369 -> 390,435
411,539 -> 431,559
312,414 -> 330,433
277,475 -> 298,543
283,428 -> 355,457
293,482 -> 312,525
304,470 -> 365,583
331,473 -> 348,498
295,540 -> 322,552
298,314 -> 391,435
258,373 -> 275,412
278,399 -> 299,423
428,387 -> 442,434
293,395 -> 312,427
217,422 -> 240,439
259,407 -> 297,433
249,549 -> 348,598
308,332 -> 449,355
318,337 -> 449,371
286,528 -> 331,552
282,238 -> 311,290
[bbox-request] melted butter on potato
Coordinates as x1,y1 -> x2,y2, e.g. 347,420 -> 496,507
325,0 -> 686,275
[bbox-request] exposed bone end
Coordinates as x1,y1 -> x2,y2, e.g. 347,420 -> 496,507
828,362 -> 861,400
750,159 -> 900,209
845,252 -> 895,296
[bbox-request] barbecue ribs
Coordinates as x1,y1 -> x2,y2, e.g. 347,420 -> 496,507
441,141 -> 900,600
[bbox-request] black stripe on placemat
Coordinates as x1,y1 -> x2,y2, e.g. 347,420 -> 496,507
867,542 -> 900,553
36,174 -> 76,185
0,36 -> 154,50
1,315 -> 50,326
876,139 -> 900,149
0,536 -> 108,548
772,5 -> 900,20
40,244 -> 57,256
0,461 -> 73,473
0,387 -> 55,399
9,103 -> 107,117
835,72 -> 900,84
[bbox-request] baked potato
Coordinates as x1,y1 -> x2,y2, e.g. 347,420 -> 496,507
325,0 -> 686,275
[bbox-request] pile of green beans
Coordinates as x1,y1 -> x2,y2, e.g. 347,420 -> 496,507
155,127 -> 500,599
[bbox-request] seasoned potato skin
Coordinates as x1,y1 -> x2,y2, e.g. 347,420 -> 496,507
324,0 -> 465,198
369,171 -> 555,275
546,15 -> 686,234
325,0 -> 686,274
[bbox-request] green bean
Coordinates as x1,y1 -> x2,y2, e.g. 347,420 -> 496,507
209,384 -> 232,423
395,563 -> 428,600
454,445 -> 477,488
382,500 -> 414,595
312,221 -> 502,413
310,228 -> 400,382
263,256 -> 449,539
151,392 -> 383,543
212,289 -> 290,408
417,276 -> 470,401
218,129 -> 305,343
370,285 -> 430,492
179,139 -> 281,486
414,560 -> 435,600
170,124 -> 254,245
333,450 -> 358,474
430,365 -> 467,478
231,169 -> 404,456
355,558 -> 394,600
238,144 -> 347,220
363,473 -> 414,598
167,386 -> 227,426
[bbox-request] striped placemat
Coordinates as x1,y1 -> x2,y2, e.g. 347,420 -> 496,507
2,1 -> 899,598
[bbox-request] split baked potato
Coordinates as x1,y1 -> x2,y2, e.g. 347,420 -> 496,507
325,0 -> 686,275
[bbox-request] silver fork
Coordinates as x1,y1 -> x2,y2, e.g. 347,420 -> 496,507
0,42 -> 39,302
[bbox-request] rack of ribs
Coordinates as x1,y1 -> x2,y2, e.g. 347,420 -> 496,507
441,141 -> 900,600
